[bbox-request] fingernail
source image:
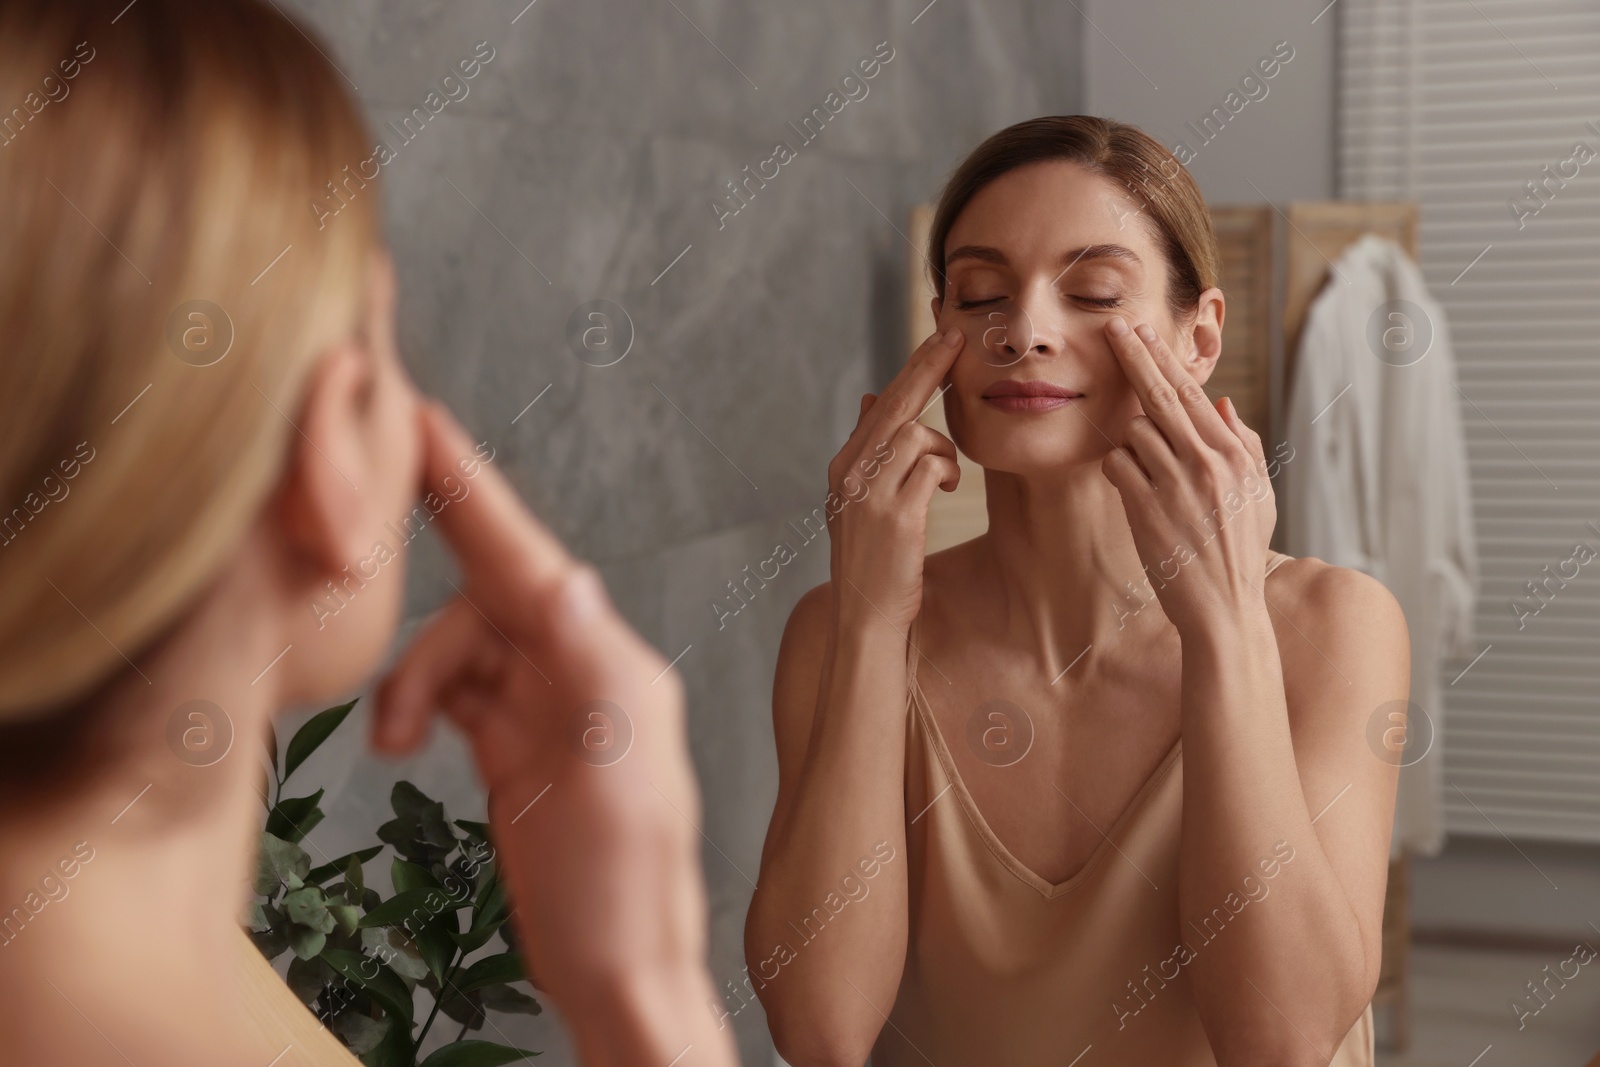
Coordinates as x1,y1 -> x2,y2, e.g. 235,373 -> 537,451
1108,317 -> 1129,335
1134,324 -> 1156,342
942,327 -> 962,346
561,565 -> 605,625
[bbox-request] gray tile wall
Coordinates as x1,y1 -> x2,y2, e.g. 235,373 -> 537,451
281,2 -> 1082,1062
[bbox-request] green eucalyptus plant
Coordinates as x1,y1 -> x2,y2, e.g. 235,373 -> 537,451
246,699 -> 541,1066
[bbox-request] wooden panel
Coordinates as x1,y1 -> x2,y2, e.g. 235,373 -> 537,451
1282,201 -> 1418,397
1207,205 -> 1275,438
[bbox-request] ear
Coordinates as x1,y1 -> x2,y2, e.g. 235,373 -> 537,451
1183,286 -> 1226,386
276,339 -> 378,577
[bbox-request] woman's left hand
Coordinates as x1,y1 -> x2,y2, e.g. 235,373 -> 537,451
1098,316 -> 1276,636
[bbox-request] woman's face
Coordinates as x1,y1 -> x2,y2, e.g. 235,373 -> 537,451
932,160 -> 1214,477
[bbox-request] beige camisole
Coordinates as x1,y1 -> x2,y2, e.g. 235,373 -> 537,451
871,550 -> 1375,1066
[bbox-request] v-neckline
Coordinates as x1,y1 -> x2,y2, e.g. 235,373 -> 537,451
906,615 -> 1184,901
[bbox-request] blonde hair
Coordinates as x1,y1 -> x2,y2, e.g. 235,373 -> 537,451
0,0 -> 381,720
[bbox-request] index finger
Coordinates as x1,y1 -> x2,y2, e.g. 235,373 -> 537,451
416,399 -> 580,604
1105,317 -> 1222,454
849,327 -> 963,450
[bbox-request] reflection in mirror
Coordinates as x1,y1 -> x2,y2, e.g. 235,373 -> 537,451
2,2 -> 1598,1067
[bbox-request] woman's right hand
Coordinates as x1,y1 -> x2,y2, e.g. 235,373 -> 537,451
826,327 -> 965,633
372,402 -> 737,1067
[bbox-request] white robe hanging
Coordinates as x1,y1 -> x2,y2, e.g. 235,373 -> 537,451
1282,233 -> 1479,857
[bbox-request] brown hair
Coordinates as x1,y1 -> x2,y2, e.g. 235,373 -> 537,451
926,115 -> 1219,322
0,0 -> 380,771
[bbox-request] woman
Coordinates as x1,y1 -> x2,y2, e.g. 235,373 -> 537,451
747,116 -> 1408,1065
0,2 -> 738,1065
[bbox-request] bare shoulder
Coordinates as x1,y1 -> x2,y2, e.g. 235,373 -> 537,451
1263,557 -> 1409,997
1265,555 -> 1411,727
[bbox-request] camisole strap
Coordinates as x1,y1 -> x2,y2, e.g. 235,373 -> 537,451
904,612 -> 925,700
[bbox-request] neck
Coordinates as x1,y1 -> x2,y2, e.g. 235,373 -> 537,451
0,566 -> 296,1063
973,459 -> 1171,672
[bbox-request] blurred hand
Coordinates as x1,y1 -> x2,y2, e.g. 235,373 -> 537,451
372,402 -> 735,1065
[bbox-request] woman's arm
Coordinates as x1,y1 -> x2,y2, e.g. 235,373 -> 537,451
744,582 -> 915,1067
375,404 -> 740,1067
1176,563 -> 1405,1065
1097,314 -> 1406,1064
746,328 -> 967,1067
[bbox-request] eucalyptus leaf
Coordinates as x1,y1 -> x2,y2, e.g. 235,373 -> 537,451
416,1040 -> 540,1067
245,901 -> 271,933
249,925 -> 290,961
284,886 -> 336,934
286,954 -> 332,1004
332,1011 -> 389,1056
478,984 -> 540,1016
287,925 -> 327,961
361,927 -> 430,982
283,699 -> 357,782
379,781 -> 459,861
328,904 -> 362,936
257,832 -> 311,895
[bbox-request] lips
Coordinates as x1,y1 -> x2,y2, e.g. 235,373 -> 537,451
982,380 -> 1082,412
983,380 -> 1083,399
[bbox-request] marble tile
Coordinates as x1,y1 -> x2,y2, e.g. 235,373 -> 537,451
659,517 -> 834,1067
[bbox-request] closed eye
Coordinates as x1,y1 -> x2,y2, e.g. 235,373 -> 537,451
955,294 -> 1123,311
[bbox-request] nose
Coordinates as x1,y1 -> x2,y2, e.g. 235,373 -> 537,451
980,281 -> 1066,367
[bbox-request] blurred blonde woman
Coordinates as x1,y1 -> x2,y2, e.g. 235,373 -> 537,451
0,2 -> 738,1065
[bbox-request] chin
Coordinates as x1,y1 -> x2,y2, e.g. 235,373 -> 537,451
947,404 -> 1106,477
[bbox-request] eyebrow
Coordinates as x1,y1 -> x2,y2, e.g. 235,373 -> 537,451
943,243 -> 1144,271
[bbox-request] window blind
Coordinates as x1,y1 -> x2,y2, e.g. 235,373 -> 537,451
1340,0 -> 1600,843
